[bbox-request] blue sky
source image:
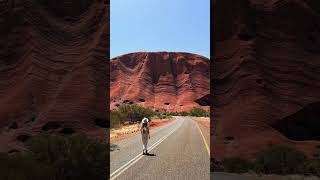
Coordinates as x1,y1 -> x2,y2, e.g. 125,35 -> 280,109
110,0 -> 210,58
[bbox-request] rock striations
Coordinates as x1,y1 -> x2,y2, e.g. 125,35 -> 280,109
212,0 -> 320,160
110,52 -> 210,112
0,0 -> 109,152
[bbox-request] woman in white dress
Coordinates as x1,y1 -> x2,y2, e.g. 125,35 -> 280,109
140,117 -> 150,155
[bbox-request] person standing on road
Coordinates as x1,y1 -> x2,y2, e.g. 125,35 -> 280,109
140,117 -> 150,155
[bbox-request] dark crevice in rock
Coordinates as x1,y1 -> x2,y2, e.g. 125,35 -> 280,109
139,98 -> 145,102
60,128 -> 75,135
272,102 -> 320,141
225,136 -> 234,141
256,79 -> 263,84
16,134 -> 31,142
94,118 -> 108,128
195,94 -> 211,106
9,122 -> 18,129
164,102 -> 170,105
42,121 -> 62,131
8,149 -> 19,154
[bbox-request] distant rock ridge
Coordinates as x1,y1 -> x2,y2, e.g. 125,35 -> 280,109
110,52 -> 210,112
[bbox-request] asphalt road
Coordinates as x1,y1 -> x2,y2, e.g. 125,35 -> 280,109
110,116 -> 210,180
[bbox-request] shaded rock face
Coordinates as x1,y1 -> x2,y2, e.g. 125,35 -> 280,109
0,0 -> 109,152
212,0 -> 320,160
111,52 -> 210,112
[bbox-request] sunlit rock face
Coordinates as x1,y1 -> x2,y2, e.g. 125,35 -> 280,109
110,52 -> 210,112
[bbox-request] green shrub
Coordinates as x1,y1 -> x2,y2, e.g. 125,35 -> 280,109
0,134 -> 108,180
110,110 -> 124,128
253,146 -> 308,175
221,158 -> 253,173
305,152 -> 320,176
178,111 -> 190,116
26,134 -> 107,180
117,104 -> 155,122
155,111 -> 168,119
189,107 -> 209,117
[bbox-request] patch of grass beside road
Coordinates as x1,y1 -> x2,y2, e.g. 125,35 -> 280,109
0,134 -> 107,180
217,145 -> 320,177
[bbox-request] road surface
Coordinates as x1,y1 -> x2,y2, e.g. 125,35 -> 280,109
110,116 -> 210,180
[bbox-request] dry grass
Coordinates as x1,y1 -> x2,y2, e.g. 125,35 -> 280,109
110,123 -> 140,143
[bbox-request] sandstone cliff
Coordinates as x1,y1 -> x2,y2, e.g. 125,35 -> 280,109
213,0 -> 320,160
0,0 -> 108,152
111,52 -> 210,112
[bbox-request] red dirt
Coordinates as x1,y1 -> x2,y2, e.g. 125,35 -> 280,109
193,117 -> 210,128
110,52 -> 210,112
212,0 -> 320,160
149,118 -> 175,129
0,1 -> 109,153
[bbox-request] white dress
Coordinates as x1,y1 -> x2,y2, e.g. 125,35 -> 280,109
141,118 -> 149,151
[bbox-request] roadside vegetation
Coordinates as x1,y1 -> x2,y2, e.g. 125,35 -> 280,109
189,107 -> 209,117
217,145 -> 320,177
110,104 -> 209,129
0,134 -> 107,180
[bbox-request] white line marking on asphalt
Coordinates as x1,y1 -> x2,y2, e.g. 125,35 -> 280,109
195,120 -> 210,157
110,118 -> 184,180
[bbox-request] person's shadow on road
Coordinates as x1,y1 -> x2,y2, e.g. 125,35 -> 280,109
145,153 -> 156,156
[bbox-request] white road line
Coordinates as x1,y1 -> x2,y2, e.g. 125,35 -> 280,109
110,118 -> 184,180
195,120 -> 210,157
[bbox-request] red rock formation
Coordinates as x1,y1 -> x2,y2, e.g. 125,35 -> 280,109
212,0 -> 320,160
110,52 -> 210,112
0,0 -> 108,152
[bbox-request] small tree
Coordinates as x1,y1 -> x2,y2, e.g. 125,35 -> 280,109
117,104 -> 155,122
110,110 -> 125,128
189,107 -> 209,117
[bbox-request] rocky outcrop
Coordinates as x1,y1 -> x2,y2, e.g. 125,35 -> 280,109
0,0 -> 108,152
110,52 -> 210,112
212,0 -> 320,160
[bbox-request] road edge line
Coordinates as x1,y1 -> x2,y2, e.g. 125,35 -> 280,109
195,121 -> 210,157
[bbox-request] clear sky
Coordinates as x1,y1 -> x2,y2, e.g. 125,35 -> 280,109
110,0 -> 210,58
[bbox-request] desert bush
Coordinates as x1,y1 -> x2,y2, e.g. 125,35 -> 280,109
189,107 -> 209,117
0,152 -> 52,180
110,110 -> 124,128
155,111 -> 178,119
178,111 -> 190,116
155,111 -> 168,119
26,134 -> 108,180
117,104 -> 155,122
0,134 -> 108,180
253,146 -> 308,175
221,158 -> 253,173
305,152 -> 320,177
